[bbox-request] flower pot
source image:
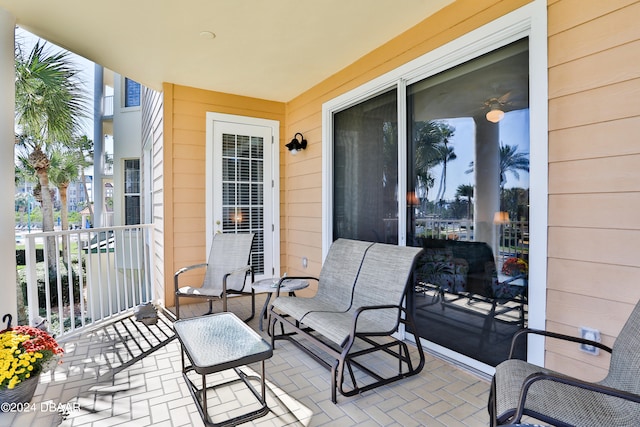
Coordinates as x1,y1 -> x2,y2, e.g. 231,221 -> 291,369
0,374 -> 40,410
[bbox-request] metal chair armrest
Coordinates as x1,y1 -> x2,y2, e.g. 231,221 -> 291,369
509,328 -> 613,358
512,371 -> 640,424
222,265 -> 254,292
174,263 -> 208,292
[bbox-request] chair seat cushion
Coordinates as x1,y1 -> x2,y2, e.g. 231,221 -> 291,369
494,359 -> 640,426
299,309 -> 392,347
271,295 -> 345,322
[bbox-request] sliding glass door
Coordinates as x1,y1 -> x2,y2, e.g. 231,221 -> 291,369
332,39 -> 530,367
406,39 -> 530,366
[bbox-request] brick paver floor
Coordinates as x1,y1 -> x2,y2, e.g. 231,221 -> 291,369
0,295 -> 492,427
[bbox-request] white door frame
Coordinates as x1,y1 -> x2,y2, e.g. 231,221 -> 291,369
205,112 -> 280,279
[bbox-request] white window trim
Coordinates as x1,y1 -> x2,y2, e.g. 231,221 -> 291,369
322,0 -> 547,371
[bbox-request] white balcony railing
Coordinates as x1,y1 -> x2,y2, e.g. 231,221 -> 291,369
23,225 -> 154,338
414,218 -> 529,271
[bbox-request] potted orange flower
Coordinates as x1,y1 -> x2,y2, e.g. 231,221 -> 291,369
0,324 -> 63,408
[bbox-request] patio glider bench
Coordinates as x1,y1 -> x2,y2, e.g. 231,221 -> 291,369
268,238 -> 425,403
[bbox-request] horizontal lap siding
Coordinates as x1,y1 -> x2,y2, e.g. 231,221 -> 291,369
163,84 -> 285,306
141,87 -> 165,306
547,0 -> 640,379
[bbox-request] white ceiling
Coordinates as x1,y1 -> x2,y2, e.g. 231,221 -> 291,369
1,0 -> 453,102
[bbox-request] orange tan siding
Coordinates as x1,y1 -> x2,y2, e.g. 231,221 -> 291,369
547,0 -> 640,380
162,84 -> 285,306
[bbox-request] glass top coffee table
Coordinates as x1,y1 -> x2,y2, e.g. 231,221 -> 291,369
174,312 -> 272,426
252,277 -> 309,330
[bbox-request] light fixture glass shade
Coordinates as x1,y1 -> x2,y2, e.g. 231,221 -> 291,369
486,107 -> 504,123
493,211 -> 510,224
407,191 -> 420,206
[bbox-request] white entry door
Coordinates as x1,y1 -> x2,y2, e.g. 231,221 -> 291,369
207,113 -> 279,282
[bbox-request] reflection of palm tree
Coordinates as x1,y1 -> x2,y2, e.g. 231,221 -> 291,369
455,184 -> 474,219
413,121 -> 455,200
499,144 -> 529,187
435,145 -> 456,201
466,143 -> 529,188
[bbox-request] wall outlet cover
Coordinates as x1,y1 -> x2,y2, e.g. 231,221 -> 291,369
579,326 -> 601,356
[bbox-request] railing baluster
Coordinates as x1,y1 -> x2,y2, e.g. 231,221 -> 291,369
76,231 -> 86,328
54,236 -> 64,335
66,233 -> 75,333
25,235 -> 39,327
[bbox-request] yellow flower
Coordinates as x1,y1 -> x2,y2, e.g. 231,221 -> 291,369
7,376 -> 20,389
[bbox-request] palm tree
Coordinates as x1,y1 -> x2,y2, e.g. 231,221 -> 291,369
455,184 -> 474,219
49,150 -> 79,232
15,41 -> 88,236
67,135 -> 94,221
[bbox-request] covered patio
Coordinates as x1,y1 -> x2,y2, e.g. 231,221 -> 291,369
3,0 -> 640,425
1,297 -> 490,427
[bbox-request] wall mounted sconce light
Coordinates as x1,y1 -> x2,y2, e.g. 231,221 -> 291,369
486,99 -> 505,123
285,132 -> 307,155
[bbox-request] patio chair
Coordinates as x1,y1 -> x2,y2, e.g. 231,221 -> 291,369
174,232 -> 255,320
489,299 -> 640,426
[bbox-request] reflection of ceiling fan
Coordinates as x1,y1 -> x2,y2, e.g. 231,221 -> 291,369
484,91 -> 512,123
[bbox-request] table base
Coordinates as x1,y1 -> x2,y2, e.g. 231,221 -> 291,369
181,362 -> 269,427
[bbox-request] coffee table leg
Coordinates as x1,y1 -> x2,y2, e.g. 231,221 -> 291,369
261,360 -> 266,402
202,374 -> 208,422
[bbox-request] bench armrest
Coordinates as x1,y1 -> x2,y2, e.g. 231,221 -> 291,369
273,276 -> 319,297
349,304 -> 402,338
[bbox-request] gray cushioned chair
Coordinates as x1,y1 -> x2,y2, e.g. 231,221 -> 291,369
489,299 -> 640,426
174,233 -> 255,320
